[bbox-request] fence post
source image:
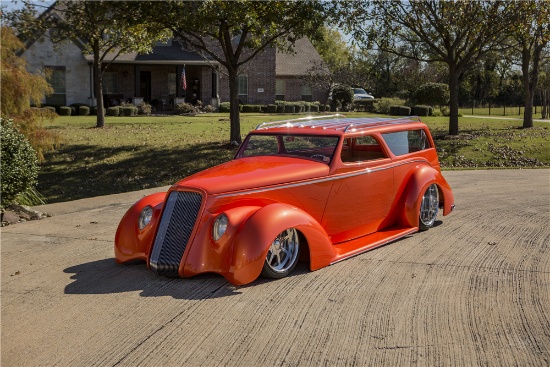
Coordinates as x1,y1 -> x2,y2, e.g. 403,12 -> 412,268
519,106 -> 521,115
489,102 -> 491,116
504,105 -> 506,116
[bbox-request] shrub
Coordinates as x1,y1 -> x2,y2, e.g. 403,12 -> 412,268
276,105 -> 285,113
389,106 -> 401,115
265,104 -> 277,113
42,106 -> 57,114
90,106 -> 105,116
242,104 -> 262,113
0,119 -> 39,208
413,105 -> 432,116
375,97 -> 406,114
201,105 -> 216,113
310,104 -> 319,113
332,86 -> 354,111
293,104 -> 303,113
70,103 -> 89,116
137,102 -> 152,115
219,102 -> 230,113
415,82 -> 450,106
175,102 -> 196,114
78,106 -> 90,116
398,106 -> 411,116
106,106 -> 120,116
59,106 -> 71,116
284,105 -> 295,113
121,106 -> 135,116
353,99 -> 376,112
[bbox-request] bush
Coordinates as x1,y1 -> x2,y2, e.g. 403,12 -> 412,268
265,104 -> 277,113
284,105 -> 295,113
219,102 -> 230,113
399,106 -> 411,116
201,105 -> 216,113
353,99 -> 376,112
106,106 -> 120,116
415,82 -> 450,106
276,105 -> 285,113
175,102 -> 196,114
310,104 -> 319,113
375,98 -> 406,114
413,105 -> 432,116
59,106 -> 71,116
389,106 -> 401,115
121,106 -> 135,116
332,86 -> 354,111
242,104 -> 262,113
137,102 -> 152,115
70,103 -> 89,116
0,119 -> 39,207
90,106 -> 105,116
42,106 -> 57,114
78,106 -> 90,116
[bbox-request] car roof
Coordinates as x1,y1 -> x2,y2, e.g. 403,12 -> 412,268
254,115 -> 426,135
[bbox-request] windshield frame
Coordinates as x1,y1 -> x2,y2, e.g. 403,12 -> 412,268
235,133 -> 341,165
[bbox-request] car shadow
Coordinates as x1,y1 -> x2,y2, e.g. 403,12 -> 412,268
63,259 -> 310,300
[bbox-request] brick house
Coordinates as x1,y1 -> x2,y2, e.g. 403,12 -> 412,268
21,33 -> 327,110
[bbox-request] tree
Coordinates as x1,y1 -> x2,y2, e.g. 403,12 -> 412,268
8,1 -> 169,128
336,1 -> 513,135
0,26 -> 60,161
507,1 -> 550,128
415,83 -> 450,107
147,0 -> 325,144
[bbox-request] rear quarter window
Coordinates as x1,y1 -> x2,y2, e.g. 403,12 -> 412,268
381,129 -> 431,156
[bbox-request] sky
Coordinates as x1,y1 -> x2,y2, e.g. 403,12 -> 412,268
1,0 -> 54,13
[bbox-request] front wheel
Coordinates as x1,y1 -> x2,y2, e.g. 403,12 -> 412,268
419,184 -> 439,231
261,228 -> 300,279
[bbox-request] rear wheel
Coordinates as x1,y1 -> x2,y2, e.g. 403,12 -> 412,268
261,228 -> 300,279
419,184 -> 439,231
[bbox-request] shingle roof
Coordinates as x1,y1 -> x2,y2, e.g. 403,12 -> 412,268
84,41 -> 215,65
275,38 -> 326,77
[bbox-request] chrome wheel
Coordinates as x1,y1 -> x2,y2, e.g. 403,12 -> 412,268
261,228 -> 300,278
419,184 -> 439,230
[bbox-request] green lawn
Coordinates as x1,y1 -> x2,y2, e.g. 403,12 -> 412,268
38,112 -> 550,203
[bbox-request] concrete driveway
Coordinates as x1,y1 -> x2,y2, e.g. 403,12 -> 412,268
2,170 -> 549,366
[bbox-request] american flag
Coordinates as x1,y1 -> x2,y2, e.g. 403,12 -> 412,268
181,67 -> 187,91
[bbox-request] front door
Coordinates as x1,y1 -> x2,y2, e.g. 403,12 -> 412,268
140,71 -> 151,102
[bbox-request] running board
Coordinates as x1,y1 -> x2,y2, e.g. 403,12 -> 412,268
331,227 -> 418,264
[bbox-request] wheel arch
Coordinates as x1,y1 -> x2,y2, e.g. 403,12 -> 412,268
398,165 -> 454,228
226,203 -> 334,285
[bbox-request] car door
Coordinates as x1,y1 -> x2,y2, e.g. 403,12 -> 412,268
321,135 -> 395,244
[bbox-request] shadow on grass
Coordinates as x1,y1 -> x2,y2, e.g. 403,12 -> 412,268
39,141 -> 237,203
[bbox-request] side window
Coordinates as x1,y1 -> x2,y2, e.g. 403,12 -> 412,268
341,135 -> 387,163
382,129 -> 431,156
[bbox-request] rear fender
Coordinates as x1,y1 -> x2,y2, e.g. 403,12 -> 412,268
226,203 -> 334,285
114,192 -> 166,263
399,166 -> 454,228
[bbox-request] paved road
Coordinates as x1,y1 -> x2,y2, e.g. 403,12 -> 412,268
2,170 -> 549,366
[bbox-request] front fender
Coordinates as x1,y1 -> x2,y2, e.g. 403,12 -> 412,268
399,166 -> 454,228
114,192 -> 166,263
226,203 -> 334,285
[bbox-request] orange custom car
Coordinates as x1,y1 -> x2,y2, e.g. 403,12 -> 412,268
115,115 -> 454,285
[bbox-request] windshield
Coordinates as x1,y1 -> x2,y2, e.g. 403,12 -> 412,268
353,88 -> 367,94
238,134 -> 339,164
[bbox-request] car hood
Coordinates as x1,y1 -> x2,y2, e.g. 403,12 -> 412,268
172,156 -> 330,195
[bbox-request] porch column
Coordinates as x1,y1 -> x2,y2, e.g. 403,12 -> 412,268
134,65 -> 141,97
211,67 -> 219,107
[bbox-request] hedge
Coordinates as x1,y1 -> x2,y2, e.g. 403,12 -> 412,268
242,104 -> 262,113
412,105 -> 432,117
59,106 -> 72,116
106,106 -> 120,116
78,106 -> 90,116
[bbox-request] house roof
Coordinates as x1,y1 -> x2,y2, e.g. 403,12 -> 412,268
275,38 -> 326,77
83,41 -> 217,66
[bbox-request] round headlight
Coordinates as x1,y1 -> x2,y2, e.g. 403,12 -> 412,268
138,206 -> 153,230
212,213 -> 228,241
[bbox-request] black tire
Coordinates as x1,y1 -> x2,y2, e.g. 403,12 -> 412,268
261,228 -> 300,279
419,184 -> 439,231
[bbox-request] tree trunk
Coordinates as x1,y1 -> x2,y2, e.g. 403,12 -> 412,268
520,43 -> 542,129
93,45 -> 105,128
228,70 -> 242,145
448,69 -> 460,136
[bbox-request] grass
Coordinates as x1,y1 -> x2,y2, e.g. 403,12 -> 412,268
38,112 -> 550,203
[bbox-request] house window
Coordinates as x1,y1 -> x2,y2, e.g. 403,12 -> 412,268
45,67 -> 66,106
276,79 -> 285,100
301,84 -> 312,102
102,72 -> 118,94
238,74 -> 248,103
168,73 -> 176,95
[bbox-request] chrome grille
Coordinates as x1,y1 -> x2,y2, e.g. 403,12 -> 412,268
149,191 -> 202,276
